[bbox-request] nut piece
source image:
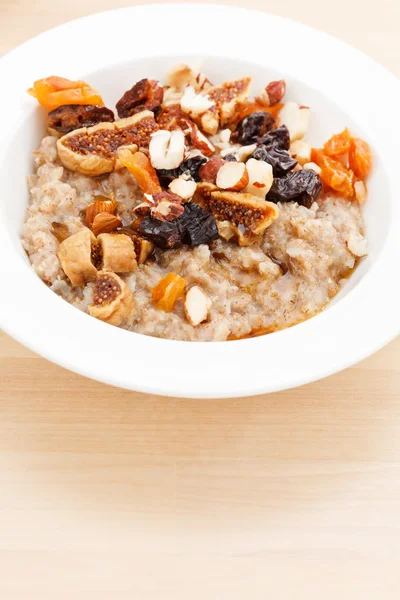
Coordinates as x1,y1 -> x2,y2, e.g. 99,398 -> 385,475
184,285 -> 212,326
245,158 -> 274,198
168,177 -> 197,200
86,195 -> 117,229
217,220 -> 260,247
57,111 -> 158,176
346,233 -> 368,257
354,180 -> 367,205
206,190 -> 280,234
189,123 -> 215,156
278,102 -> 310,142
257,80 -> 286,106
216,162 -> 249,191
97,233 -> 137,272
200,77 -> 252,134
57,228 -> 97,287
290,140 -> 312,165
180,85 -> 215,117
89,271 -> 135,326
199,157 -> 226,184
303,162 -> 322,175
92,213 -> 122,237
165,64 -> 213,93
149,129 -> 185,170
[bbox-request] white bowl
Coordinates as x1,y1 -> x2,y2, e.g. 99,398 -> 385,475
0,4 -> 399,398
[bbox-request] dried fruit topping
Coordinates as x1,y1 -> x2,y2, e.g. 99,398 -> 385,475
349,137 -> 372,179
258,80 -> 286,106
267,169 -> 322,208
180,86 -> 215,117
149,129 -> 185,170
116,79 -> 164,118
176,202 -> 219,247
57,228 -> 97,287
323,127 -> 352,157
216,161 -> 249,191
27,76 -> 103,111
48,104 -> 115,136
118,148 -> 162,194
85,195 -> 117,229
166,64 -> 212,93
91,213 -> 122,237
232,111 -> 275,145
89,271 -> 135,326
152,272 -> 187,312
258,125 -> 290,151
234,101 -> 283,127
157,104 -> 188,130
97,233 -> 137,272
189,123 -> 215,156
135,216 -> 184,249
205,191 -> 280,234
217,221 -> 260,247
205,77 -> 252,130
289,140 -> 312,165
51,222 -> 70,243
251,144 -> 297,177
198,157 -> 226,184
168,177 -> 197,200
157,155 -> 208,184
57,111 -> 158,176
184,285 -> 212,326
245,158 -> 274,198
224,154 -> 238,162
116,228 -> 154,264
278,102 -> 310,142
311,149 -> 354,198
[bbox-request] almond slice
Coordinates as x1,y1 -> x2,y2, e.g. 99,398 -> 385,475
206,191 -> 279,234
168,177 -> 197,200
149,129 -> 185,170
184,286 -> 212,326
245,158 -> 274,198
216,161 -> 249,191
180,85 -> 215,117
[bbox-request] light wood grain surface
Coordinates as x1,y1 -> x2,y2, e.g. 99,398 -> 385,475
1,1 -> 400,598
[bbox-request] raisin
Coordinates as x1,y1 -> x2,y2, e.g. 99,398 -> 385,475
251,145 -> 297,177
157,156 -> 207,184
116,79 -> 164,119
232,111 -> 275,145
136,217 -> 183,249
224,154 -> 238,162
48,104 -> 115,135
267,170 -> 322,208
258,125 -> 290,150
176,203 -> 219,246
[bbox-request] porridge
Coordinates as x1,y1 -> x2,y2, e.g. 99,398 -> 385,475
23,65 -> 372,341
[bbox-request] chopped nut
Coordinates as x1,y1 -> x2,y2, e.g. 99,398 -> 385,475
57,228 -> 97,287
290,140 -> 312,165
199,157 -> 226,184
180,85 -> 215,117
57,111 -> 158,176
189,123 -> 215,156
257,80 -> 286,106
168,177 -> 197,200
200,77 -> 252,133
206,190 -> 280,234
92,213 -> 122,237
166,64 -> 212,93
278,102 -> 310,142
86,195 -> 117,229
216,161 -> 249,191
235,143 -> 258,162
245,158 -> 274,198
346,233 -> 368,257
303,162 -> 322,175
149,129 -> 185,170
184,285 -> 212,326
97,233 -> 137,272
89,271 -> 135,326
354,180 -> 367,204
217,220 -> 260,247
51,222 -> 70,243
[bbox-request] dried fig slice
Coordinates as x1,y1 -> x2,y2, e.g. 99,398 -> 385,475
57,111 -> 158,176
116,228 -> 154,264
206,191 -> 279,235
116,79 -> 164,118
97,233 -> 137,273
199,77 -> 252,134
57,228 -> 98,286
48,104 -> 115,136
89,271 -> 135,326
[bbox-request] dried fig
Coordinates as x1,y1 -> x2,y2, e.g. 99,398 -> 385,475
116,79 -> 164,118
48,104 -> 115,135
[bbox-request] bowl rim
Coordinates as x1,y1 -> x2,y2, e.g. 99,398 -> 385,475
0,3 -> 399,398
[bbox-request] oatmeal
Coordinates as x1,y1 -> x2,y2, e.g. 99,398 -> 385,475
23,66 -> 371,341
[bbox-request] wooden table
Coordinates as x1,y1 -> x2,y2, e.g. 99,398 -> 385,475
1,1 -> 399,597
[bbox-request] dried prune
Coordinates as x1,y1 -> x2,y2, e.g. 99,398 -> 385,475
48,104 -> 115,135
232,111 -> 275,145
258,125 -> 290,151
176,202 -> 219,246
136,217 -> 183,249
116,79 -> 164,118
267,169 -> 322,208
157,156 -> 207,184
251,145 -> 297,177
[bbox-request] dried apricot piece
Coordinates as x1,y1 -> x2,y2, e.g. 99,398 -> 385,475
152,272 -> 187,312
323,127 -> 352,156
349,137 -> 372,179
28,76 -> 103,111
118,149 -> 162,194
311,148 -> 354,198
